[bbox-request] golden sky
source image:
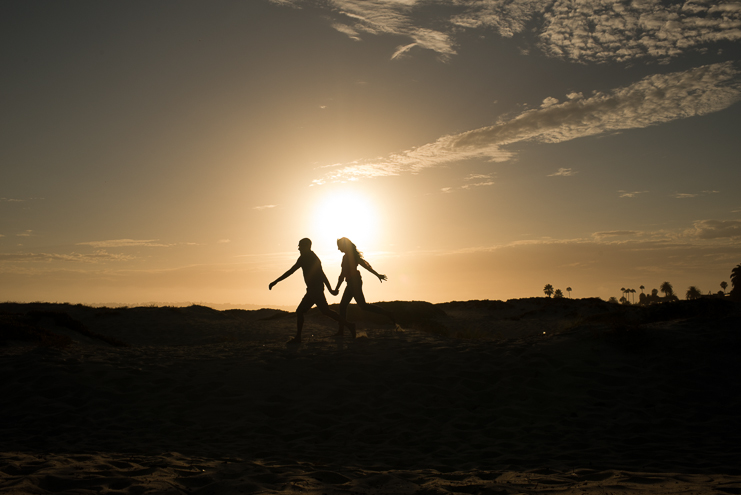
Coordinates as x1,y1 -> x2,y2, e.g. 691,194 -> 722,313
1,1 -> 740,307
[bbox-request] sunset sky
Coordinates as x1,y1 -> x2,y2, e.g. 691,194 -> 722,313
2,0 -> 740,307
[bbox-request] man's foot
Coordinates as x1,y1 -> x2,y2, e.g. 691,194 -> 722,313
287,336 -> 301,344
348,322 -> 356,339
332,330 -> 344,337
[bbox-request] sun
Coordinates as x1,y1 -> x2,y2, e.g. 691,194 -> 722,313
311,191 -> 379,253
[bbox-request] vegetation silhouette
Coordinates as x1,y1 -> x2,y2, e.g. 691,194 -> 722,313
721,281 -> 728,294
686,286 -> 702,300
268,238 -> 354,343
333,237 -> 395,337
543,284 -> 554,298
660,281 -> 674,298
731,263 -> 741,301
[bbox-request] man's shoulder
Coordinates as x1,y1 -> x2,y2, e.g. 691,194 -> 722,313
299,251 -> 321,264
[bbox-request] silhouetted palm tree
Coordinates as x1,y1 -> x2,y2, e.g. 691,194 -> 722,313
544,284 -> 554,298
620,287 -> 626,302
721,281 -> 728,294
630,288 -> 636,303
566,287 -> 572,298
660,281 -> 674,298
639,285 -> 645,294
686,286 -> 702,300
554,289 -> 563,298
731,264 -> 741,300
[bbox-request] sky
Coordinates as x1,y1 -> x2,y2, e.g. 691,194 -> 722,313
1,0 -> 740,307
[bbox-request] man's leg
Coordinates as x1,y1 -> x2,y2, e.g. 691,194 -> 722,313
294,292 -> 314,342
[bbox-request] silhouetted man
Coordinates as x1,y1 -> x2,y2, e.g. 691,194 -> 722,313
269,238 -> 355,343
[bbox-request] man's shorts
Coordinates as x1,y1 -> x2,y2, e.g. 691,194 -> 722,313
296,287 -> 329,314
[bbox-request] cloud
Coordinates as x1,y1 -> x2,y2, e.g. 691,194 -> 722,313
673,193 -> 699,198
0,251 -> 135,263
315,62 -> 741,184
332,23 -> 362,41
548,168 -> 577,176
274,0 -> 741,63
539,0 -> 741,63
619,190 -> 649,198
76,239 -> 172,248
461,181 -> 495,189
16,230 -> 34,237
1,198 -> 25,202
327,0 -> 456,59
253,204 -> 277,210
218,239 -> 231,244
693,219 -> 741,239
593,230 -> 640,238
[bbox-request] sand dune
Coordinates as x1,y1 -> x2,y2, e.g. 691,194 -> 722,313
1,297 -> 740,494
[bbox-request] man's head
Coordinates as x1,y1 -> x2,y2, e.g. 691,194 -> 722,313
298,238 -> 312,253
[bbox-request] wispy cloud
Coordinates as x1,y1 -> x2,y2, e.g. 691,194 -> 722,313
0,251 -> 134,263
273,0 -> 741,63
324,0 -> 456,59
76,239 -> 172,248
548,168 -> 577,177
218,239 -> 231,244
315,62 -> 741,184
692,219 -> 741,239
16,230 -> 35,237
253,204 -> 277,210
673,190 -> 720,198
593,230 -> 640,238
619,190 -> 649,198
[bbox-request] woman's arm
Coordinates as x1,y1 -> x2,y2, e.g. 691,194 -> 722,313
360,259 -> 387,282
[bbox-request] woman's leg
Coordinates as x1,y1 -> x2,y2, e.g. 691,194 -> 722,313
353,279 -> 395,324
336,285 -> 354,335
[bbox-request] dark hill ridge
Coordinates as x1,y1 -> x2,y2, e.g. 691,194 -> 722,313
1,297 -> 738,347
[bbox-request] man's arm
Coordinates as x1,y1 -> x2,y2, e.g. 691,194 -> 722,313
322,270 -> 338,296
269,262 -> 300,290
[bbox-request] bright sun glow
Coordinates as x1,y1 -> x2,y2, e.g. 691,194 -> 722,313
312,191 -> 378,253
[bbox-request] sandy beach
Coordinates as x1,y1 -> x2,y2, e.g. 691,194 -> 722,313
1,297 -> 740,494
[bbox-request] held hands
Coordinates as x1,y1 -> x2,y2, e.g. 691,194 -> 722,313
378,274 -> 387,283
329,288 -> 339,296
269,281 -> 276,290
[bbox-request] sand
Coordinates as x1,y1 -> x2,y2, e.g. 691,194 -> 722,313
1,297 -> 740,494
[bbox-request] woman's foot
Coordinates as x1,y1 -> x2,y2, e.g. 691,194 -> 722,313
332,330 -> 344,337
287,336 -> 301,344
348,322 -> 356,339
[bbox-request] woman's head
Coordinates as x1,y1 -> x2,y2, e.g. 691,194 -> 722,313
337,237 -> 362,258
336,237 -> 353,253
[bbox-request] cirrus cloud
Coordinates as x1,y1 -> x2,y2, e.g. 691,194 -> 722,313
314,62 -> 741,184
693,219 -> 741,239
76,239 -> 173,248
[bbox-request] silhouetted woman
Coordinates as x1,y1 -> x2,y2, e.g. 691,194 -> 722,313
334,237 -> 395,337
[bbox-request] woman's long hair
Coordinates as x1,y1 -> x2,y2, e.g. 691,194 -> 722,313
337,237 -> 371,269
